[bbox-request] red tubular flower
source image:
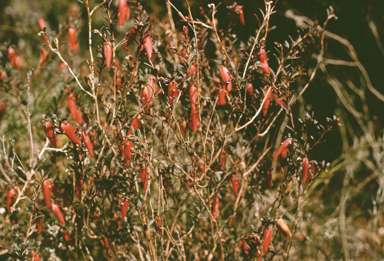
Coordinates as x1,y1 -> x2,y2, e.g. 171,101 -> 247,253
185,172 -> 194,189
123,115 -> 141,166
309,164 -> 316,180
221,149 -> 227,169
141,83 -> 153,107
198,159 -> 205,172
116,76 -> 122,88
0,103 -> 5,119
231,173 -> 239,198
38,17 -> 45,30
68,27 -> 77,51
103,236 -> 111,256
179,120 -> 187,135
143,33 -> 153,60
118,0 -> 127,26
187,64 -> 197,77
126,25 -> 139,47
168,80 -> 179,105
235,5 -> 245,25
75,109 -> 83,125
81,132 -> 94,158
183,25 -> 189,39
15,56 -> 22,70
31,251 -> 40,261
51,202 -> 65,227
8,46 -> 16,68
0,71 -> 7,79
67,93 -> 77,120
43,179 -> 52,207
273,138 -> 293,160
276,218 -> 292,237
140,164 -> 149,191
118,0 -> 130,25
121,197 -> 129,220
262,87 -> 272,116
63,230 -> 72,243
219,65 -> 232,92
59,62 -> 67,72
217,84 -> 226,106
189,84 -> 197,107
274,98 -> 288,109
239,240 -> 249,255
130,115 -> 141,132
104,39 -> 112,69
281,147 -> 288,159
43,121 -> 57,148
212,196 -> 220,220
189,106 -> 199,133
247,83 -> 255,102
301,157 -> 309,183
60,120 -> 81,145
180,47 -> 187,59
36,217 -> 43,234
6,187 -> 16,212
262,225 -> 273,254
123,140 -> 133,166
258,47 -> 270,75
148,76 -> 160,95
155,216 -> 162,235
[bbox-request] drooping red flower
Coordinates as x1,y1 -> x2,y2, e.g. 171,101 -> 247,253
126,25 -> 139,47
140,164 -> 149,191
104,39 -> 112,69
38,17 -> 45,30
189,106 -> 199,133
123,115 -> 141,166
43,179 -> 53,207
141,83 -> 153,107
143,33 -> 153,60
235,5 -> 245,25
301,157 -> 309,183
60,120 -> 81,145
231,173 -> 239,198
263,225 -> 273,254
121,197 -> 129,220
219,65 -> 232,92
6,187 -> 17,212
262,87 -> 272,116
8,47 -> 16,68
81,132 -> 94,158
168,80 -> 179,105
118,0 -> 127,26
212,196 -> 220,220
43,121 -> 57,148
187,64 -> 197,77
258,47 -> 270,75
68,27 -> 77,51
51,202 -> 65,227
247,83 -> 255,102
273,138 -> 293,160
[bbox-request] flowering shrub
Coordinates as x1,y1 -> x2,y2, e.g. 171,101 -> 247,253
1,0 -> 363,260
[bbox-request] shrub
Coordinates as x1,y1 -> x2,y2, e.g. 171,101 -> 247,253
6,0 -> 381,260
